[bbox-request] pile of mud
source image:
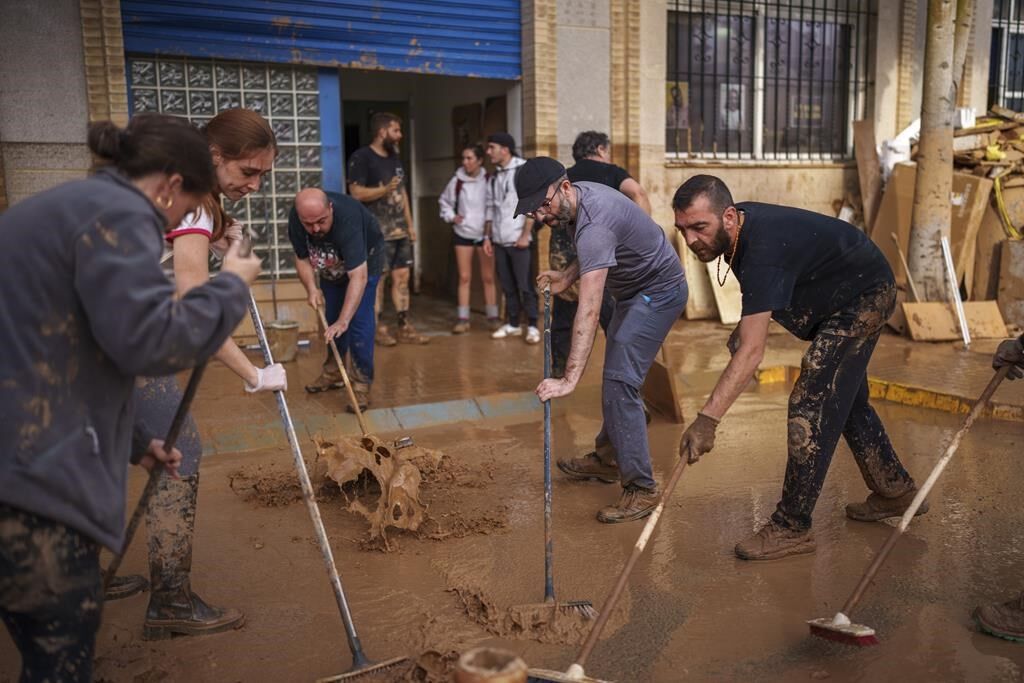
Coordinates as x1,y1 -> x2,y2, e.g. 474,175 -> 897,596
228,435 -> 509,551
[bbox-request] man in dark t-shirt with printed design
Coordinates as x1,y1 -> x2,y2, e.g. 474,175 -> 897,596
520,157 -> 688,525
673,174 -> 924,562
544,131 -> 654,378
347,112 -> 427,346
289,189 -> 383,411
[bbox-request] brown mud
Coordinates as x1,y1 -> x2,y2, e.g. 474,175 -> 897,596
5,371 -> 1024,682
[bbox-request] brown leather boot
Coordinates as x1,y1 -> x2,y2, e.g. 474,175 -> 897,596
734,519 -> 816,561
975,592 -> 1024,642
396,321 -> 430,345
304,361 -> 344,394
596,485 -> 659,524
452,319 -> 471,334
143,474 -> 244,640
346,368 -> 370,414
376,325 -> 397,347
845,488 -> 929,522
557,452 -> 619,484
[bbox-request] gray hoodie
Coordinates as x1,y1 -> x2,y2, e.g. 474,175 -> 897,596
0,168 -> 249,550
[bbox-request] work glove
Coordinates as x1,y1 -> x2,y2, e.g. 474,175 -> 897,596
993,337 -> 1024,380
245,363 -> 287,393
678,412 -> 720,464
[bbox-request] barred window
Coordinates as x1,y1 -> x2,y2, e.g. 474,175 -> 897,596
990,0 -> 1024,110
666,1 -> 874,161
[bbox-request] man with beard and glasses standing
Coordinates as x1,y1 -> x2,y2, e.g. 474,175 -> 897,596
672,174 -> 925,561
521,157 -> 688,524
348,112 -> 428,346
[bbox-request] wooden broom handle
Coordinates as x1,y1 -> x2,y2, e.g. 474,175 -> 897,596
318,307 -> 369,436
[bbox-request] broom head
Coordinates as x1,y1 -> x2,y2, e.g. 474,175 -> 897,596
807,614 -> 879,647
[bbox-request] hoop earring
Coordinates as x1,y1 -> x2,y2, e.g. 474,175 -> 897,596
155,195 -> 174,210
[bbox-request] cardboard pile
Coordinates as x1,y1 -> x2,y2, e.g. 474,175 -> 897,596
858,109 -> 1024,342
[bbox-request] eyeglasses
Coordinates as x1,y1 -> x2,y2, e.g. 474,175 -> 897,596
529,186 -> 560,217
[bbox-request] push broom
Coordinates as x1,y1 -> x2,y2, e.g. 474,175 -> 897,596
529,452 -> 689,683
808,365 -> 1011,646
249,293 -> 408,680
513,287 -> 596,624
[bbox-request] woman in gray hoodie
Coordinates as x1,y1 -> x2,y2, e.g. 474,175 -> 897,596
0,114 -> 261,683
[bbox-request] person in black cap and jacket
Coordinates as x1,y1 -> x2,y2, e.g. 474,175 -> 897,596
523,157 -> 688,523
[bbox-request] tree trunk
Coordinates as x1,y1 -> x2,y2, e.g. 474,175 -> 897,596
952,0 -> 975,101
908,0 -> 956,302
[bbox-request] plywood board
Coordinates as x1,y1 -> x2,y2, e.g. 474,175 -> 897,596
853,120 -> 882,232
973,206 -> 1005,301
998,239 -> 1024,328
705,261 -> 743,325
903,301 -> 1008,341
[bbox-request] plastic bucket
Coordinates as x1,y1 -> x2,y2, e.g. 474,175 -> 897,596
266,319 -> 299,363
454,647 -> 527,683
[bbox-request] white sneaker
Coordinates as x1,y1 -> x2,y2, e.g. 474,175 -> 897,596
491,324 -> 523,339
525,326 -> 541,344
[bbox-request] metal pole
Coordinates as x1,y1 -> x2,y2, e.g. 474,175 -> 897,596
941,235 -> 970,349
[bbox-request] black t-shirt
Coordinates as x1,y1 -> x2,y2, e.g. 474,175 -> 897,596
567,158 -> 631,190
346,146 -> 409,241
731,202 -> 893,340
288,191 -> 384,281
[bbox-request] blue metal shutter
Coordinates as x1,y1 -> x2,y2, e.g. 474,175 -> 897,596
121,0 -> 521,80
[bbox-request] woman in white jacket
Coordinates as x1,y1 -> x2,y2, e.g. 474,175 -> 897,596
439,144 -> 499,333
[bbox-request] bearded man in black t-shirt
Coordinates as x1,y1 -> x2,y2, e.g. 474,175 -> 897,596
671,174 -> 925,562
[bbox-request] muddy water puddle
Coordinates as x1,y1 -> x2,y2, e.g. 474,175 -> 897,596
4,389 -> 1024,682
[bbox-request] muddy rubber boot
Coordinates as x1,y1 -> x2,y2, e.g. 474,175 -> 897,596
845,488 -> 929,522
143,474 -> 244,640
376,325 -> 398,347
596,485 -> 660,524
304,362 -> 345,394
104,574 -> 149,601
557,452 -> 619,484
734,519 -> 816,561
975,593 -> 1024,642
397,321 -> 430,345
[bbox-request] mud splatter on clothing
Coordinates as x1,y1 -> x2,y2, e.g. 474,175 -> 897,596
0,504 -> 101,683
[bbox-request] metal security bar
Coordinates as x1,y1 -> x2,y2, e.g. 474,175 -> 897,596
667,0 -> 874,161
128,56 -> 324,277
991,0 -> 1024,111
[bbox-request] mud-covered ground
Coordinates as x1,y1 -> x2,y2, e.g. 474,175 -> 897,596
3,381 -> 1024,682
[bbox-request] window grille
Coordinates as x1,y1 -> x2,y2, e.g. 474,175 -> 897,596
666,1 -> 874,161
128,56 -> 323,277
991,0 -> 1024,111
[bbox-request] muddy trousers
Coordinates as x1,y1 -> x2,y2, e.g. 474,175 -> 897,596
0,504 -> 101,683
773,331 -> 915,531
322,274 -> 379,383
551,293 -> 614,378
595,281 -> 688,491
493,244 -> 538,326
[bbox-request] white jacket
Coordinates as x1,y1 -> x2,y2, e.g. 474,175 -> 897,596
486,156 -> 529,246
438,167 -> 488,240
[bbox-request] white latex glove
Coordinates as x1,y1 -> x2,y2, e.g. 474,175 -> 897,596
245,363 -> 287,393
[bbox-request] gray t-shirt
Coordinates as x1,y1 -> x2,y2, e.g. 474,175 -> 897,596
573,182 -> 684,300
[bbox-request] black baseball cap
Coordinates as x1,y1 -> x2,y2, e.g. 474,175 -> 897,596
514,157 -> 566,217
487,132 -> 516,154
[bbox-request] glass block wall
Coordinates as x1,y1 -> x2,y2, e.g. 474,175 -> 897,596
128,56 -> 324,276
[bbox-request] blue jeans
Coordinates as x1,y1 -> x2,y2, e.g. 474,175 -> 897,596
596,280 -> 688,490
322,275 -> 379,383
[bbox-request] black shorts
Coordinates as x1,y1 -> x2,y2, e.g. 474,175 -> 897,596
383,237 -> 413,271
453,234 -> 485,248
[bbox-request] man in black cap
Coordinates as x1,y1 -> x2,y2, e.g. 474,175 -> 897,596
524,157 -> 688,523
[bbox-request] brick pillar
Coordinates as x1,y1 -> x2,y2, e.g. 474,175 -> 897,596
522,0 -> 559,159
897,0 -> 919,130
79,0 -> 129,125
610,0 -> 641,177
